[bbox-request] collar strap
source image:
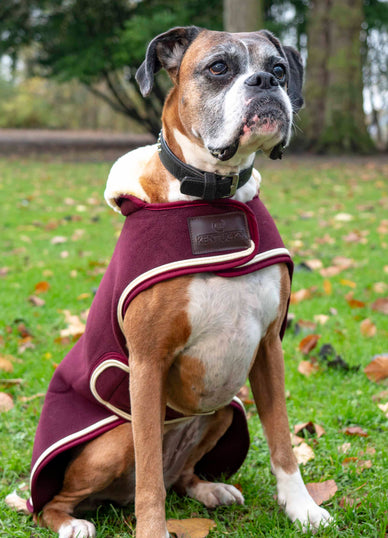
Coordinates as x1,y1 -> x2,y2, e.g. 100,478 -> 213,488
157,133 -> 253,200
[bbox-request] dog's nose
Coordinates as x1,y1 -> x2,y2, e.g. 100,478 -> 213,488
244,72 -> 279,89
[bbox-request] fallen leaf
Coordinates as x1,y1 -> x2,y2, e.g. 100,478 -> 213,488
0,357 -> 14,373
236,385 -> 254,405
34,281 -> 50,294
373,282 -> 387,294
323,279 -> 332,295
293,442 -> 315,464
167,518 -> 216,538
372,389 -> 388,401
294,422 -> 326,439
0,392 -> 14,412
339,495 -> 363,509
16,323 -> 32,338
299,334 -> 321,355
51,235 -> 67,245
346,297 -> 366,309
338,442 -> 351,454
298,360 -> 319,376
60,310 -> 86,339
304,259 -> 323,270
377,402 -> 388,417
290,433 -> 304,446
340,279 -> 357,288
343,426 -> 368,437
371,297 -> 388,315
305,480 -> 337,505
342,457 -> 358,465
334,213 -> 353,222
364,355 -> 388,382
360,319 -> 377,337
320,266 -> 344,277
357,460 -> 373,472
297,320 -> 317,331
314,314 -> 329,325
291,288 -> 312,304
28,295 -> 45,307
77,292 -> 91,301
0,267 -> 9,277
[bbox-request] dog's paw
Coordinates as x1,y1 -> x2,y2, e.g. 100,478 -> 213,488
275,468 -> 333,533
283,496 -> 333,533
187,481 -> 244,509
58,519 -> 96,538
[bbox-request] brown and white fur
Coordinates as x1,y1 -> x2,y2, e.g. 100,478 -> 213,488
6,27 -> 332,537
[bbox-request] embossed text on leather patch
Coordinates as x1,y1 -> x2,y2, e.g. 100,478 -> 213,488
188,212 -> 251,255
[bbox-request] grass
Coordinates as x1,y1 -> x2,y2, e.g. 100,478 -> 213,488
0,152 -> 387,537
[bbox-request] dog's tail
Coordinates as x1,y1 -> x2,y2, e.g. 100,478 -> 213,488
5,491 -> 29,514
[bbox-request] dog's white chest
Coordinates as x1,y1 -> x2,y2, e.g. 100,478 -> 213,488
169,265 -> 281,413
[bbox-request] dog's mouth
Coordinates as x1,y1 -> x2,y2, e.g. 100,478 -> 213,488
208,139 -> 240,162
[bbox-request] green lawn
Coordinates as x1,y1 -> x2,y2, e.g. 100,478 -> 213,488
0,153 -> 387,537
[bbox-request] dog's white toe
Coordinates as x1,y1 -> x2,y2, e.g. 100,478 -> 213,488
58,519 -> 96,538
187,481 -> 244,508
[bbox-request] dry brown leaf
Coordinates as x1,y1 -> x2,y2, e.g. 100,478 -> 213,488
304,259 -> 323,270
0,267 -> 9,277
60,310 -> 86,339
294,422 -> 326,439
51,235 -> 67,245
347,298 -> 366,309
305,480 -> 337,505
236,385 -> 255,405
360,319 -> 377,337
299,334 -> 321,355
373,282 -> 387,294
343,426 -> 368,437
338,442 -> 351,454
320,266 -> 343,277
378,403 -> 388,417
291,288 -> 312,304
371,297 -> 388,315
340,279 -> 357,288
167,518 -> 216,538
0,378 -> 23,387
297,320 -> 317,331
28,295 -> 45,307
293,442 -> 315,464
0,392 -> 14,412
323,279 -> 332,295
365,355 -> 388,382
357,460 -> 373,472
314,314 -> 330,325
290,433 -> 304,446
298,360 -> 319,376
0,357 -> 14,373
372,389 -> 388,401
35,281 -> 50,294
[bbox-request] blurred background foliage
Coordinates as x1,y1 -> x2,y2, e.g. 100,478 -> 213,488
0,0 -> 387,152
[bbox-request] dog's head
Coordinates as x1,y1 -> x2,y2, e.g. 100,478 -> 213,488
136,27 -> 303,161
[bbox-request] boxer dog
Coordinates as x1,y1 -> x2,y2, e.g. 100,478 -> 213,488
6,27 -> 332,537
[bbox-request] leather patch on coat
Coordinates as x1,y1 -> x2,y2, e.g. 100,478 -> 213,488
188,212 -> 251,255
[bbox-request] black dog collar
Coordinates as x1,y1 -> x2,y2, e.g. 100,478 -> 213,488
157,133 -> 253,201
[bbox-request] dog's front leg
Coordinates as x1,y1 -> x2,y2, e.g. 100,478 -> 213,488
129,353 -> 169,538
249,266 -> 332,532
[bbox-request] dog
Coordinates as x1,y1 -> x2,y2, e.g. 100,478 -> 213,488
6,26 -> 332,537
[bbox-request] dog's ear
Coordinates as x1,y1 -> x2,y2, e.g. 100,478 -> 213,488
258,30 -> 304,113
283,45 -> 304,113
136,26 -> 202,97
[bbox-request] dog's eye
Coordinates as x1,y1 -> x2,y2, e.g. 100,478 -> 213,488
209,61 -> 228,76
273,65 -> 286,82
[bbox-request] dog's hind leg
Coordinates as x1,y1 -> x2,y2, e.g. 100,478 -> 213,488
38,424 -> 135,538
173,407 -> 244,508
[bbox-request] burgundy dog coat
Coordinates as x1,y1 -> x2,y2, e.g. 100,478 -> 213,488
28,194 -> 293,514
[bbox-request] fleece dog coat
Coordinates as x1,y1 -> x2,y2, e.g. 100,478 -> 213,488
27,161 -> 293,514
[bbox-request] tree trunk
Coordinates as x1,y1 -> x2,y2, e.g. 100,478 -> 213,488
223,0 -> 263,32
301,0 -> 374,153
